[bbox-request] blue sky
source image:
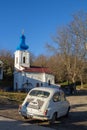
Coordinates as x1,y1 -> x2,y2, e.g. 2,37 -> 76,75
0,0 -> 87,56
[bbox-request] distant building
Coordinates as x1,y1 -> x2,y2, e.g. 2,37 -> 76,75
14,34 -> 55,91
0,60 -> 3,80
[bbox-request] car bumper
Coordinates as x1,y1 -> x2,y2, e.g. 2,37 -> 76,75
19,110 -> 50,121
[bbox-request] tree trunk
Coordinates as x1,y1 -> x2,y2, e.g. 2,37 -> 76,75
80,77 -> 83,89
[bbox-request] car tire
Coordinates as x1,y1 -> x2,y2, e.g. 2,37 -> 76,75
49,112 -> 57,124
23,116 -> 28,119
65,107 -> 70,117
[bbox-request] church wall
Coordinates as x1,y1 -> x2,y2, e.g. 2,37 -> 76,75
14,51 -> 21,69
14,50 -> 30,70
22,72 -> 45,87
14,71 -> 55,91
14,72 -> 21,90
25,72 -> 45,81
44,73 -> 55,85
14,71 -> 26,90
21,51 -> 30,67
14,71 -> 44,90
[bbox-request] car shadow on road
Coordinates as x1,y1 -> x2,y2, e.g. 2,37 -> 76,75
0,119 -> 50,130
71,103 -> 87,109
23,110 -> 87,130
45,111 -> 87,130
0,109 -> 87,130
0,104 -> 18,110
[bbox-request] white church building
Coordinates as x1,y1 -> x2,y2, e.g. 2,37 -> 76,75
14,34 -> 55,92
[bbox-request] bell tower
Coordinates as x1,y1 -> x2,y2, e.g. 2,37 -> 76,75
14,33 -> 30,70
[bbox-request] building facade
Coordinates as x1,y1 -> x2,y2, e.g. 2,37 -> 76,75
14,34 -> 55,91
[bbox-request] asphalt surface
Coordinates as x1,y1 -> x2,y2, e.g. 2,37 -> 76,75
0,116 -> 55,130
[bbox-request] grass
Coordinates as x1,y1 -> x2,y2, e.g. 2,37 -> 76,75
60,81 -> 87,90
0,83 -> 87,105
76,84 -> 87,90
0,91 -> 27,104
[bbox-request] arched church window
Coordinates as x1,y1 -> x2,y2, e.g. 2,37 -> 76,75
23,57 -> 25,63
26,80 -> 28,85
48,80 -> 51,86
36,83 -> 39,87
41,83 -> 43,86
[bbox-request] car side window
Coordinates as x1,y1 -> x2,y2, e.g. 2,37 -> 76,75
60,91 -> 66,101
53,92 -> 60,102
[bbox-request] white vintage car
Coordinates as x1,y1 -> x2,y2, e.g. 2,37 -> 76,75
19,87 -> 70,124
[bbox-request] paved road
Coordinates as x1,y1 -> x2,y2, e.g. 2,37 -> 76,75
0,116 -> 55,130
0,92 -> 87,130
20,95 -> 87,130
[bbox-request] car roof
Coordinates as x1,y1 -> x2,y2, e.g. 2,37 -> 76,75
29,86 -> 61,94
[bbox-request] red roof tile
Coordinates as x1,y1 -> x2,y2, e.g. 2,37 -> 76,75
22,66 -> 52,74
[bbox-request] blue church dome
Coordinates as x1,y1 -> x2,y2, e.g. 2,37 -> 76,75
16,34 -> 29,50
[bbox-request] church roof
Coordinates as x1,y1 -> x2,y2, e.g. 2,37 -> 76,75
16,34 -> 29,51
16,66 -> 52,74
24,66 -> 52,74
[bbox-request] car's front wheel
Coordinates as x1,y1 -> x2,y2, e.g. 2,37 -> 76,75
65,107 -> 70,117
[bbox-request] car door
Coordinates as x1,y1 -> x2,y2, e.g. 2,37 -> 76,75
52,92 -> 64,117
59,91 -> 69,116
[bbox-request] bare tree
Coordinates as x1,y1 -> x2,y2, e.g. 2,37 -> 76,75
0,49 -> 14,79
32,54 -> 48,67
46,11 -> 87,86
69,11 -> 87,87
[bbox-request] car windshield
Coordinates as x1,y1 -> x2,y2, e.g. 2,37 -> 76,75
29,90 -> 50,98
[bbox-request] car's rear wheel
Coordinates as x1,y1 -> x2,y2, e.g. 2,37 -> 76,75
23,116 -> 28,119
49,112 -> 57,124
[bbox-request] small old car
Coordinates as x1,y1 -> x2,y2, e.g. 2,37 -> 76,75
19,86 -> 70,124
